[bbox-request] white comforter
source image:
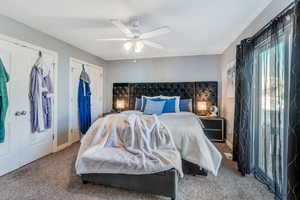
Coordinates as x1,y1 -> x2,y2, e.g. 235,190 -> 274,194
122,111 -> 222,176
76,114 -> 183,177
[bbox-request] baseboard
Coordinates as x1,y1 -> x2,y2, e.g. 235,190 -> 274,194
56,142 -> 71,152
226,140 -> 233,150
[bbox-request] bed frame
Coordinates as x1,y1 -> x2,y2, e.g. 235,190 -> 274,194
81,81 -> 217,199
81,160 -> 207,200
81,169 -> 178,200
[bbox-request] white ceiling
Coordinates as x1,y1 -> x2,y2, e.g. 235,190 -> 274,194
0,0 -> 271,60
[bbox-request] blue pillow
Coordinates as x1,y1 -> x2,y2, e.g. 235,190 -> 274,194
162,98 -> 176,113
180,99 -> 193,112
143,100 -> 166,115
134,98 -> 142,110
141,97 -> 161,112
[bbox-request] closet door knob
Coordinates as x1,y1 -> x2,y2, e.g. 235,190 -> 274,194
20,111 -> 27,115
15,111 -> 21,116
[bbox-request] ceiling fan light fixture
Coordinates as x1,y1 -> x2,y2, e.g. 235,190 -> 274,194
135,41 -> 144,50
134,46 -> 142,53
134,41 -> 144,53
124,41 -> 133,51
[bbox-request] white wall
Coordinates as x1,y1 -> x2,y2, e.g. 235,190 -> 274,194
0,14 -> 107,146
105,55 -> 221,112
220,0 -> 294,147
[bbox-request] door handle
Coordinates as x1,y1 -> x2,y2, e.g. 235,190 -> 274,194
15,111 -> 21,116
15,111 -> 27,116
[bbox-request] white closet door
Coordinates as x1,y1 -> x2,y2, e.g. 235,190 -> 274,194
69,62 -> 82,143
85,66 -> 103,122
69,60 -> 103,143
16,48 -> 54,166
0,40 -> 55,176
0,41 -> 18,176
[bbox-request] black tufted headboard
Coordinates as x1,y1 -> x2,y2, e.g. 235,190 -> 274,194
113,81 -> 218,113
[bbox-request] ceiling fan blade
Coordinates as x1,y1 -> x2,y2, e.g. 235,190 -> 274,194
110,19 -> 134,37
143,40 -> 164,49
96,38 -> 129,41
140,27 -> 170,39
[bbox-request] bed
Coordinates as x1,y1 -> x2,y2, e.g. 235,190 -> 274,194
76,81 -> 222,200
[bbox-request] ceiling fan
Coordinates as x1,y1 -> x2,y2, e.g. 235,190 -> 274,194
96,19 -> 170,53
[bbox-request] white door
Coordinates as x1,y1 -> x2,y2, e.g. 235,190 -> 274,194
85,66 -> 103,122
69,60 -> 103,143
0,40 -> 55,176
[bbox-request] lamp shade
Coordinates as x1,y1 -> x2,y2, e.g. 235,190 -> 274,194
116,99 -> 125,110
197,101 -> 207,111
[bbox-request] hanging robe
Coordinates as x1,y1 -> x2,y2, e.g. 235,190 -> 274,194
78,69 -> 91,134
41,63 -> 53,129
29,58 -> 53,133
0,58 -> 9,143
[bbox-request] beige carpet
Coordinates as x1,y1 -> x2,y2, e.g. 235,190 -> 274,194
0,143 -> 274,200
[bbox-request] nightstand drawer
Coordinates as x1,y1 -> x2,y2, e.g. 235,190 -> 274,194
199,117 -> 226,142
201,119 -> 222,130
204,130 -> 224,141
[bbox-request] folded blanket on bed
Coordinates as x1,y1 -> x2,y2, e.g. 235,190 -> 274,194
75,114 -> 183,177
122,111 -> 222,176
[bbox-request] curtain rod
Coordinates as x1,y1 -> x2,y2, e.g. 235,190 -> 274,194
251,1 -> 295,41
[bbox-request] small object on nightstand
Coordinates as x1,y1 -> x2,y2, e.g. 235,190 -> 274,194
199,116 -> 226,142
209,106 -> 219,117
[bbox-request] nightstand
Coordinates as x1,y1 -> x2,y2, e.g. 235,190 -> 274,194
198,117 -> 226,142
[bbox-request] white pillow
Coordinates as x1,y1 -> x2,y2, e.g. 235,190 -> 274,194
141,96 -> 161,111
159,95 -> 181,112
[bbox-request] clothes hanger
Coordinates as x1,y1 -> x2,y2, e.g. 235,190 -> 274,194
34,51 -> 43,66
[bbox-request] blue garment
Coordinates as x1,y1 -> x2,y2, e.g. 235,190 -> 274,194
78,78 -> 91,134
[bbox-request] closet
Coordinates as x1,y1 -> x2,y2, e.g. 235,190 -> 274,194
69,58 -> 103,143
0,38 -> 57,176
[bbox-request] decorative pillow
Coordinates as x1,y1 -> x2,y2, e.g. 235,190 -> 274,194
134,97 -> 142,110
141,96 -> 161,111
143,99 -> 166,115
161,98 -> 177,113
180,99 -> 193,112
160,96 -> 180,112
